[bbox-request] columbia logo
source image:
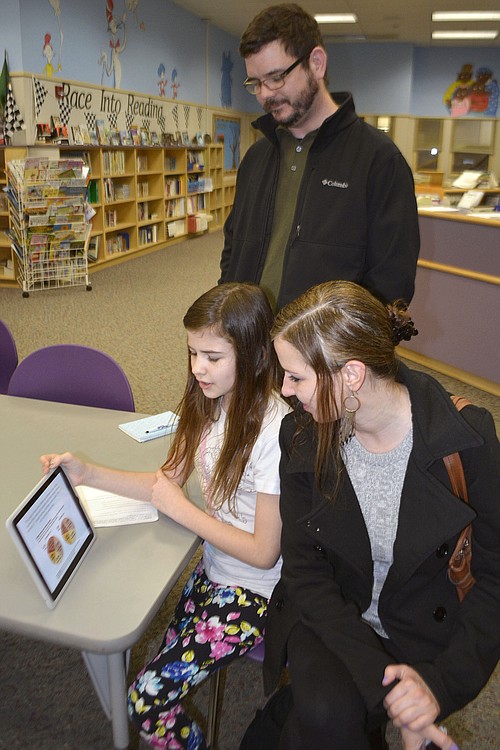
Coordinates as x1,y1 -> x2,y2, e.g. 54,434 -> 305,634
322,179 -> 349,188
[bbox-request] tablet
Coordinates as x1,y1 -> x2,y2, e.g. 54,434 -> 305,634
6,466 -> 96,609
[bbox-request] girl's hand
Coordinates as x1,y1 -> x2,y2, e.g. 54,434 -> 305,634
151,469 -> 188,523
40,452 -> 88,487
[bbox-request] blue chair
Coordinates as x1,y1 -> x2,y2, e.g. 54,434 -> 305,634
7,344 -> 135,411
0,319 -> 18,394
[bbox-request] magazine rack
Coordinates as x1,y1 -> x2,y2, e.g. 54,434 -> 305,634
6,157 -> 92,296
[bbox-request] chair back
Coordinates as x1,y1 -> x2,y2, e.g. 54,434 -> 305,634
7,344 -> 135,411
0,319 -> 18,394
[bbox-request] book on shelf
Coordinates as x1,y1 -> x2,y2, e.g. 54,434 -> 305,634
71,125 -> 83,145
130,126 -> 140,145
36,123 -> 52,142
137,180 -> 149,197
96,119 -> 109,145
188,213 -> 210,234
139,224 -> 158,245
106,231 -> 129,254
119,231 -> 130,250
119,129 -> 133,146
87,234 -> 100,262
103,177 -> 115,202
114,182 -> 130,200
166,197 -> 185,218
165,177 -> 182,197
87,179 -> 99,204
80,126 -> 91,145
103,150 -> 125,176
105,208 -> 117,227
187,150 -> 204,171
166,219 -> 186,238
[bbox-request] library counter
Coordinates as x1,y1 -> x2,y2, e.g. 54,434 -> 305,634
401,213 -> 499,394
418,206 -> 500,228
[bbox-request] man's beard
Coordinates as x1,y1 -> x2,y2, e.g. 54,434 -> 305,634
264,72 -> 319,127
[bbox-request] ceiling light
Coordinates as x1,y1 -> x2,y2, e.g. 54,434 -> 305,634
314,14 -> 357,24
432,12 -> 500,22
432,30 -> 499,39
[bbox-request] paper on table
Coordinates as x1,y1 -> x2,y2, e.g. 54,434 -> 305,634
76,486 -> 158,527
118,410 -> 179,442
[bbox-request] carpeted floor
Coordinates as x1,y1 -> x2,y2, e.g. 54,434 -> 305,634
0,231 -> 498,749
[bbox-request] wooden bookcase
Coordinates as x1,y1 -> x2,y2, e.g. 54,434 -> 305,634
102,147 -> 137,258
207,144 -> 224,231
164,146 -> 187,240
0,143 -> 231,287
135,147 -> 164,249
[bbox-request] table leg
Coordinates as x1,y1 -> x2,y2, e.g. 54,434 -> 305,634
82,650 -> 130,749
108,651 -> 130,749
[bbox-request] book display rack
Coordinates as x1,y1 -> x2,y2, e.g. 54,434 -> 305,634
6,157 -> 92,296
0,144 -> 225,287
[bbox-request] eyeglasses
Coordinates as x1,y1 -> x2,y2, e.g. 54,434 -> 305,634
243,53 -> 310,95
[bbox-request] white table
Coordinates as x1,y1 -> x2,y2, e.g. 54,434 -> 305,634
0,394 -> 200,748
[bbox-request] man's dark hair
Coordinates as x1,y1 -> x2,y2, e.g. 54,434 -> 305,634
239,3 -> 325,59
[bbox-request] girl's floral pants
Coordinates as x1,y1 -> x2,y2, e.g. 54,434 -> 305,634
128,560 -> 268,749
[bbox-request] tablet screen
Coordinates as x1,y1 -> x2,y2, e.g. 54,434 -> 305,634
6,466 -> 95,608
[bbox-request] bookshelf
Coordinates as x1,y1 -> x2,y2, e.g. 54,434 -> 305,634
207,144 -> 224,231
0,144 -> 231,287
164,147 -> 187,240
102,147 -> 136,259
136,147 -> 165,249
186,146 -> 212,234
0,147 -> 27,285
451,119 -> 496,174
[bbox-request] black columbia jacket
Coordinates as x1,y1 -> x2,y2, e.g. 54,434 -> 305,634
220,92 -> 420,309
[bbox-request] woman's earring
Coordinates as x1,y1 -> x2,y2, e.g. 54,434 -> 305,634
339,390 -> 360,445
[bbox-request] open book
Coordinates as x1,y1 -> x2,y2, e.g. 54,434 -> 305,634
77,486 -> 158,527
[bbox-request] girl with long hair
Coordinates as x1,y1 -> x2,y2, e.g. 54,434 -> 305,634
41,282 -> 289,749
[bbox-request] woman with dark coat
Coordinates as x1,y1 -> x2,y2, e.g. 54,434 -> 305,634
265,280 -> 499,750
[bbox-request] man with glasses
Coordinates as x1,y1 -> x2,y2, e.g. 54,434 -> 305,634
219,4 -> 419,311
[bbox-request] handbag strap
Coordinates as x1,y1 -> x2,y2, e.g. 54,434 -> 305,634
442,396 -> 470,503
444,395 -> 475,601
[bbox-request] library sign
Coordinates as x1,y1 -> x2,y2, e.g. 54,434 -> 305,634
32,76 -> 201,141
